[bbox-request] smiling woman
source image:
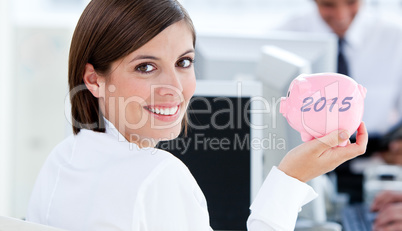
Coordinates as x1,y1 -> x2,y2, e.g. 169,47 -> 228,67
25,0 -> 368,230
67,0 -> 196,137
82,20 -> 196,147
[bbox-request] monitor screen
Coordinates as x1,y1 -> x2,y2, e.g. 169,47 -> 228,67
159,96 -> 250,230
158,80 -> 264,230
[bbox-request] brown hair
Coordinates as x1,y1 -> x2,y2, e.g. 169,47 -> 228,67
68,0 -> 195,134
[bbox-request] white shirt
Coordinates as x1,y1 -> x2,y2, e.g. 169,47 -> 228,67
27,120 -> 317,231
276,7 -> 402,134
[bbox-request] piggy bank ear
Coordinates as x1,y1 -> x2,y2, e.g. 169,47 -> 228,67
358,84 -> 367,98
297,80 -> 311,94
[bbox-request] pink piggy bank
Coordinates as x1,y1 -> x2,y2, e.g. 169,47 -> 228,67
280,73 -> 367,146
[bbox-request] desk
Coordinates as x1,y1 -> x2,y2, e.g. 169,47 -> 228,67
0,216 -> 65,231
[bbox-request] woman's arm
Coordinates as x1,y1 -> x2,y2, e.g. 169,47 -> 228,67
248,122 -> 368,231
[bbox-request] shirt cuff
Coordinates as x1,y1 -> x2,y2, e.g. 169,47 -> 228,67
248,166 -> 318,231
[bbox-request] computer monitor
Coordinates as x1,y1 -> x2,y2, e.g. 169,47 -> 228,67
255,45 -> 311,170
194,31 -> 337,81
193,33 -> 338,224
256,46 -> 340,223
255,45 -> 329,223
158,79 -> 265,230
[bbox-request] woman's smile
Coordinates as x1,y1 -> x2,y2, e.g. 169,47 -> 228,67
144,104 -> 181,122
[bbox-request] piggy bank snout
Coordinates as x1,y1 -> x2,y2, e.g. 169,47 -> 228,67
279,97 -> 287,115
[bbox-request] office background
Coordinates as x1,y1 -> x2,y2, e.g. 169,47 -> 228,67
1,0 -> 402,219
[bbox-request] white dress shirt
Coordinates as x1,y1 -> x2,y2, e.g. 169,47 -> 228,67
276,7 -> 402,134
27,119 -> 317,231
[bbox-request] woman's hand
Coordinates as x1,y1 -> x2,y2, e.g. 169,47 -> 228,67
372,191 -> 402,231
278,122 -> 368,182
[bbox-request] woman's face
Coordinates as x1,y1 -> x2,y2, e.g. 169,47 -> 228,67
99,20 -> 196,148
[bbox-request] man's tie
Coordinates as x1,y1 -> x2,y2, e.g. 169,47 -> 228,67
337,38 -> 349,76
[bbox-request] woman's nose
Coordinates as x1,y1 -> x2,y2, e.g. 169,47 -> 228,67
155,69 -> 184,97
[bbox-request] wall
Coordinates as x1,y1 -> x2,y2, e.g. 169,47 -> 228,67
0,0 -> 13,216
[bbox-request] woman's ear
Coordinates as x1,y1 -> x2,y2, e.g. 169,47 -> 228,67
83,63 -> 105,98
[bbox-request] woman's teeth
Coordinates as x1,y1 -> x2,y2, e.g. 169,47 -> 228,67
148,106 -> 178,115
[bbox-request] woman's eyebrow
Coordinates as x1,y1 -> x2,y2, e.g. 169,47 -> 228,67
129,55 -> 160,63
178,49 -> 195,58
129,49 -> 195,63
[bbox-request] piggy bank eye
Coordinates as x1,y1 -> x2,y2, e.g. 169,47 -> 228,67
287,91 -> 290,97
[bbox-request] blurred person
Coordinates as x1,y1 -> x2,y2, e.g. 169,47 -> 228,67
25,0 -> 368,230
274,0 -> 402,202
371,190 -> 402,230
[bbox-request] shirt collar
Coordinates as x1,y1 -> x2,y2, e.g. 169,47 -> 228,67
103,117 -> 158,152
103,117 -> 129,143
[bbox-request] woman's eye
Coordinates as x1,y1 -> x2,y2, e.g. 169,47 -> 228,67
136,64 -> 156,73
176,58 -> 193,68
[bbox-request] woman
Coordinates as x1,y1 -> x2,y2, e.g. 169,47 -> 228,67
26,0 -> 368,230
